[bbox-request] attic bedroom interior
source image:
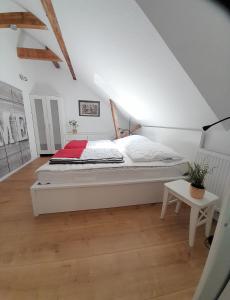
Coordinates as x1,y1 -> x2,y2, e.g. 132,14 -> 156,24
1,0 -> 230,299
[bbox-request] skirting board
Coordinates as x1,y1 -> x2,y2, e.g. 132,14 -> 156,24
0,157 -> 37,182
31,180 -> 172,216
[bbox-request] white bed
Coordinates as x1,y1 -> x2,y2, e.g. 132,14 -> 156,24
37,154 -> 187,185
31,136 -> 188,216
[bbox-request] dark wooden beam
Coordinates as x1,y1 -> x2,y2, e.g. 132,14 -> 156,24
41,0 -> 77,80
0,12 -> 47,30
52,61 -> 60,68
45,46 -> 60,68
17,47 -> 62,62
130,123 -> 141,134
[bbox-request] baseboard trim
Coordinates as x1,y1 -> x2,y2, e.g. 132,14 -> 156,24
0,157 -> 37,182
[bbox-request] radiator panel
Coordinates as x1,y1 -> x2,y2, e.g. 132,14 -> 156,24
196,149 -> 230,210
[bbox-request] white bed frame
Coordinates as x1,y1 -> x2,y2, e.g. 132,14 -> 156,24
31,176 -> 183,216
31,146 -> 230,216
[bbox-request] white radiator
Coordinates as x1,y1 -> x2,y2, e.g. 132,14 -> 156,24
196,148 -> 230,210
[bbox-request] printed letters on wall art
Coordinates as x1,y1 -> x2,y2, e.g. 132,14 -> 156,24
0,81 -> 31,178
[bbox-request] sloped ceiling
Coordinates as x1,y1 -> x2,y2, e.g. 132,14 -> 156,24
136,0 -> 230,129
7,0 -> 219,128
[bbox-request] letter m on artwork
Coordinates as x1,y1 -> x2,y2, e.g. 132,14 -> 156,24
0,111 -> 15,146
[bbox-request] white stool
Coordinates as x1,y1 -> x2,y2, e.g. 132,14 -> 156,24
160,180 -> 219,247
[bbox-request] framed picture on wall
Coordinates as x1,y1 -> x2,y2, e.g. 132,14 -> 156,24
78,100 -> 100,117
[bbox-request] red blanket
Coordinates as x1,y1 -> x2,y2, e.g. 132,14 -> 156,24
64,140 -> 88,149
52,148 -> 84,159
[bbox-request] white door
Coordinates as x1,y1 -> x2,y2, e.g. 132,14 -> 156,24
31,95 -> 63,155
46,96 -> 64,153
31,95 -> 52,155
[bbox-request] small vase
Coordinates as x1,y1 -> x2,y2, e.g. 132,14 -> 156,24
72,128 -> 77,134
190,184 -> 205,199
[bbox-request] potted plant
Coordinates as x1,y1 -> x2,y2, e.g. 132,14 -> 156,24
69,119 -> 79,134
187,162 -> 209,199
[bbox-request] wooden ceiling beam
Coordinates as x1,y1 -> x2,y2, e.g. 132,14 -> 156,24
41,0 -> 77,80
17,47 -> 62,62
0,12 -> 47,30
45,46 -> 60,68
130,123 -> 141,134
110,99 -> 121,139
52,61 -> 60,68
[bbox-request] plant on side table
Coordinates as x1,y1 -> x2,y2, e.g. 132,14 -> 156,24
187,162 -> 210,199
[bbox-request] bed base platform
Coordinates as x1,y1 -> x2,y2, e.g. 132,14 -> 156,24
31,177 -> 183,216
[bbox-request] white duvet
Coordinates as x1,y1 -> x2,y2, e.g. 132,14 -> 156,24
87,140 -> 117,149
37,136 -> 186,172
51,142 -> 123,162
38,152 -> 187,173
79,147 -> 122,160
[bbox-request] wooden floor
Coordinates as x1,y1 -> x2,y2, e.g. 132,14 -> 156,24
0,158 -> 209,300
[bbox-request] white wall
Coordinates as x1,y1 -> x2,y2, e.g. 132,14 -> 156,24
19,29 -> 115,140
0,28 -> 115,159
26,61 -> 115,139
204,126 -> 230,156
141,125 -> 230,160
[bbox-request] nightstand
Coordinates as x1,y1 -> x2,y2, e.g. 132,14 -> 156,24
160,179 -> 219,247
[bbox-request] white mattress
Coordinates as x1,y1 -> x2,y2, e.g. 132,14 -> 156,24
36,152 -> 188,185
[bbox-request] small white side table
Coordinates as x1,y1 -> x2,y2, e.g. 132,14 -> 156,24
160,179 -> 219,247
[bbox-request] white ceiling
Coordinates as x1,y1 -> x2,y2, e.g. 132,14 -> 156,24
3,0 -> 219,128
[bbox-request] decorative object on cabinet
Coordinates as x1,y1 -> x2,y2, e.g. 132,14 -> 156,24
78,100 -> 100,117
68,119 -> 79,134
30,95 -> 63,155
0,81 -> 31,179
64,132 -> 109,144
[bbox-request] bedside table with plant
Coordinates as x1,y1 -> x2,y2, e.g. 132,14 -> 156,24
160,163 -> 219,247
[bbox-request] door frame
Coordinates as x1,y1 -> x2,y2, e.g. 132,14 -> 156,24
194,175 -> 230,299
30,95 -> 64,155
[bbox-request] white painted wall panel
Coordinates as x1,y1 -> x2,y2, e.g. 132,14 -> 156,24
204,127 -> 230,156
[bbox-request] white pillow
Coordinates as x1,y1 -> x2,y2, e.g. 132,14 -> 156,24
126,139 -> 182,162
113,135 -> 151,151
114,135 -> 182,162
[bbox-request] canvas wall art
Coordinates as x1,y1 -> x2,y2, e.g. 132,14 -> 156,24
0,81 -> 31,179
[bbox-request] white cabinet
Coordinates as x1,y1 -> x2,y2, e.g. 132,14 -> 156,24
64,132 -> 112,144
31,95 -> 63,155
64,133 -> 87,144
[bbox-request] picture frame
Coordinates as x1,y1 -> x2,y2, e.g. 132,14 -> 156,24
78,100 -> 100,117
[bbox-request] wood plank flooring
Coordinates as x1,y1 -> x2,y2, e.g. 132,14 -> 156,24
0,158 -> 209,300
